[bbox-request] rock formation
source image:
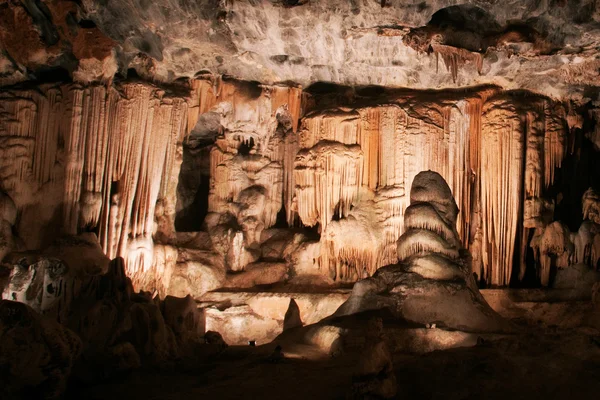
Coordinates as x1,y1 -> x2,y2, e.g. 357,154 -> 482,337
529,187 -> 600,288
335,171 -> 508,332
348,317 -> 397,399
0,234 -> 206,396
3,1 -> 600,101
0,75 -> 591,295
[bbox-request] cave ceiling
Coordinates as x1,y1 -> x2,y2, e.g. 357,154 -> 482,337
1,0 -> 600,101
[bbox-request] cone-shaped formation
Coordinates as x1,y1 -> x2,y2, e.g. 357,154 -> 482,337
335,171 -> 509,332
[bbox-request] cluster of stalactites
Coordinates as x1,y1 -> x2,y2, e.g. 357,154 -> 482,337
531,221 -> 573,286
431,44 -> 483,83
201,77 -> 303,271
294,141 -> 363,230
479,99 -> 524,286
529,187 -> 600,286
0,83 -> 188,290
478,98 -> 569,286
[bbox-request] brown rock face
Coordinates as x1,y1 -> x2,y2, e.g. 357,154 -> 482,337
335,171 -> 509,333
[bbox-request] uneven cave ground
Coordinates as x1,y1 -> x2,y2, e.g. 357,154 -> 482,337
66,314 -> 600,400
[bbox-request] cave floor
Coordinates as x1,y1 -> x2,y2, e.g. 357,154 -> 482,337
67,325 -> 600,400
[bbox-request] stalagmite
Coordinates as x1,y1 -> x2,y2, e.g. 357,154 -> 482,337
334,171 -> 509,332
532,221 -> 574,286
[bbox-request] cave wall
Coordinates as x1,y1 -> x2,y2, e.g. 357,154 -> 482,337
3,0 -> 600,101
0,76 -> 596,296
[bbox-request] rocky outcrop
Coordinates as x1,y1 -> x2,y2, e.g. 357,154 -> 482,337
335,171 -> 509,332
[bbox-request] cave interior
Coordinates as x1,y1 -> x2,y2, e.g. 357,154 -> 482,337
1,1 -> 600,399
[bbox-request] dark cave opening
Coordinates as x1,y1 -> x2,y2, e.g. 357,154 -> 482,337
175,144 -> 211,232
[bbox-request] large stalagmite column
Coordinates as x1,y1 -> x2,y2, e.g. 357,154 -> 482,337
335,171 -> 510,332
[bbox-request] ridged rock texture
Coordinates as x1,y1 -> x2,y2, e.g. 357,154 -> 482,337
1,75 -> 596,295
0,82 -> 188,293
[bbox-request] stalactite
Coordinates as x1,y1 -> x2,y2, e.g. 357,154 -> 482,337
480,99 -> 524,286
284,131 -> 300,225
543,102 -> 567,188
592,234 -> 600,270
294,142 -> 363,230
357,106 -> 405,190
431,44 -> 483,83
63,88 -> 88,234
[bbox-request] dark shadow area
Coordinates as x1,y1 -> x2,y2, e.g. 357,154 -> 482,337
175,145 -> 211,232
551,135 -> 600,232
429,5 -> 501,35
516,106 -> 600,287
238,137 -> 255,155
